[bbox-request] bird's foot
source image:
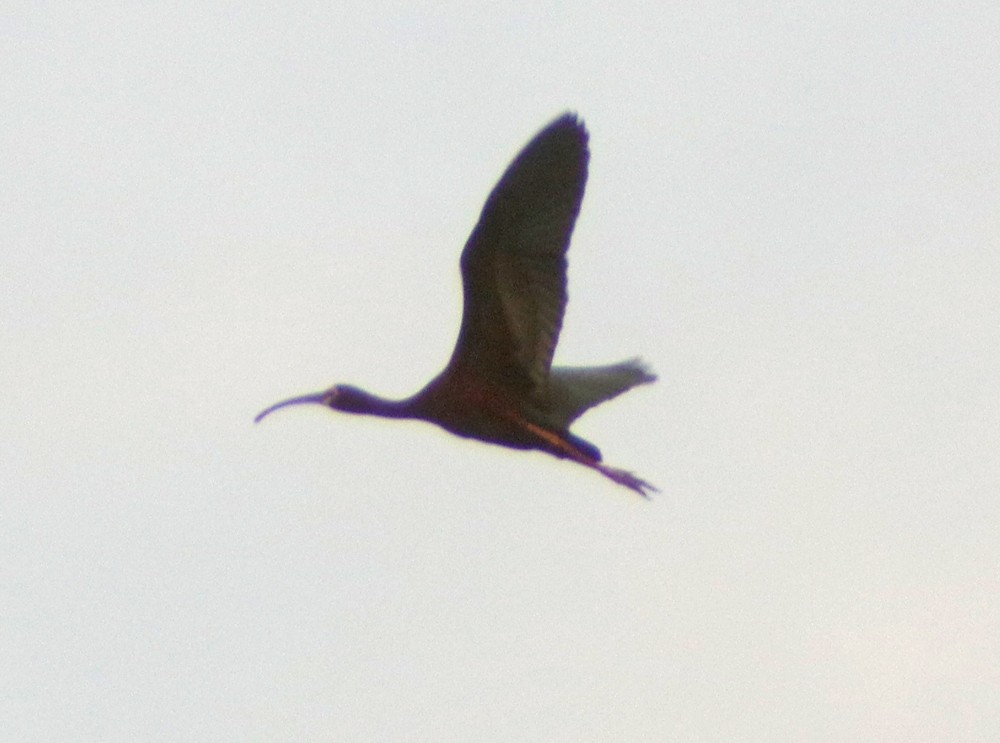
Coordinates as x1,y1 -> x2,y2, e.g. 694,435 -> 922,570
597,465 -> 658,499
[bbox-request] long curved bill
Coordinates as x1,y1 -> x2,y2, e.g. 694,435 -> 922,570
254,391 -> 328,423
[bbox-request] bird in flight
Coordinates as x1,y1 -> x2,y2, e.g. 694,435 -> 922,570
256,114 -> 657,497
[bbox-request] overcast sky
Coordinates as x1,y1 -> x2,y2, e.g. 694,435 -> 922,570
3,3 -> 999,741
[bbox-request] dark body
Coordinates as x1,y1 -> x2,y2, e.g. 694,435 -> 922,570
256,114 -> 657,497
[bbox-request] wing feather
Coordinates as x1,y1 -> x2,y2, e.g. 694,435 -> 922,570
448,114 -> 589,392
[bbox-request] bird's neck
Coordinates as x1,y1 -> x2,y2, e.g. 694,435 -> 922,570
336,386 -> 414,419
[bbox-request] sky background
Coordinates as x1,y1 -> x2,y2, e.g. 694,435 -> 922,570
3,2 -> 999,741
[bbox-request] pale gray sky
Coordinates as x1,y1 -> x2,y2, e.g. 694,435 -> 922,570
3,3 -> 999,741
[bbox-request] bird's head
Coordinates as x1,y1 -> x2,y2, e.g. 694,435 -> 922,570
254,384 -> 382,423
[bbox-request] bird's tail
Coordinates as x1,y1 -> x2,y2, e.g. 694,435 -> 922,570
545,358 -> 656,427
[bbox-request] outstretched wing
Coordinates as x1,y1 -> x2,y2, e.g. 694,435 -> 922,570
545,359 -> 657,428
447,114 -> 589,393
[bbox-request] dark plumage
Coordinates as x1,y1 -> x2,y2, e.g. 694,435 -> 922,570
256,114 -> 657,496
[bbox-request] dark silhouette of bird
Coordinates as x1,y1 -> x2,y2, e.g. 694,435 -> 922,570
256,114 -> 658,496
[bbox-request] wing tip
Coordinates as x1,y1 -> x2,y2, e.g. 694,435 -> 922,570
622,356 -> 658,385
547,111 -> 589,142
